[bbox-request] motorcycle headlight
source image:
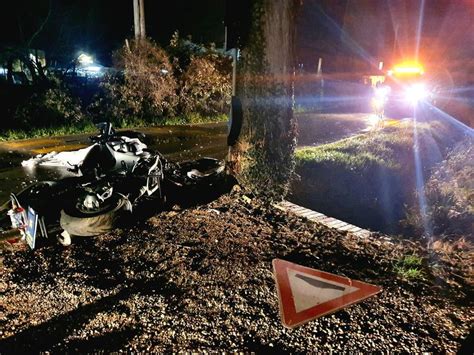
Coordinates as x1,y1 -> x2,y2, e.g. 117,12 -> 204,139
405,83 -> 428,105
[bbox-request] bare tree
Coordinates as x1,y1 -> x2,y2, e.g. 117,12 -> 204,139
1,0 -> 52,84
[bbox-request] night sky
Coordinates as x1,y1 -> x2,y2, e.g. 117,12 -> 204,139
296,0 -> 474,72
1,0 -> 472,72
0,0 -> 226,66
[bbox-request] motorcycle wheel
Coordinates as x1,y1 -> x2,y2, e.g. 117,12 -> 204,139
60,194 -> 131,237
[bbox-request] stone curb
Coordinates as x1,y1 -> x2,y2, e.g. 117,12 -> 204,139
278,200 -> 372,239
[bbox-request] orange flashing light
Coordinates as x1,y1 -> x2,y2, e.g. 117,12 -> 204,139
389,62 -> 425,76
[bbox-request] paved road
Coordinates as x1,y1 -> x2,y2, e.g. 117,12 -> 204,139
296,112 -> 394,147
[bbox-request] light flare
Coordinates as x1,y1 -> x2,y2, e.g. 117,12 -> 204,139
405,83 -> 429,105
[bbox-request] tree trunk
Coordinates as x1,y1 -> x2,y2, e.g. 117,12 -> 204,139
23,57 -> 38,84
230,0 -> 299,199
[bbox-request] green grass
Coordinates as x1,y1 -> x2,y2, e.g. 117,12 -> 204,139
0,114 -> 228,142
160,113 -> 228,125
394,254 -> 425,280
0,122 -> 98,141
296,129 -> 411,170
292,119 -> 465,234
295,120 -> 458,172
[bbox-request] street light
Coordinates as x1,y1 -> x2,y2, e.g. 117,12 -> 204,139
78,53 -> 93,65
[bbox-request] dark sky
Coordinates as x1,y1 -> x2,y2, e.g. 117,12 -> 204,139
0,0 -> 226,66
1,0 -> 472,72
296,0 -> 474,72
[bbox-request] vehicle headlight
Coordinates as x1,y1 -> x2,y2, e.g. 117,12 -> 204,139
375,86 -> 390,99
405,83 -> 428,104
372,86 -> 389,109
372,96 -> 385,109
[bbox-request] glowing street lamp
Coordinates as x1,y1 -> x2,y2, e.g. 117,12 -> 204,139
77,53 -> 93,65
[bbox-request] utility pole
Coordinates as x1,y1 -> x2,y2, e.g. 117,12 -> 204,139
133,0 -> 146,40
139,0 -> 146,39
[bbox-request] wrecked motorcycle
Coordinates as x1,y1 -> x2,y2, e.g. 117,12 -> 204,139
0,122 -> 225,248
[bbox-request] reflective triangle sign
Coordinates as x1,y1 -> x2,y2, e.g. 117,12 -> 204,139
273,259 -> 382,329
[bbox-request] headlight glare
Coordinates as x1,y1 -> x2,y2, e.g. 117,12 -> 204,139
405,83 -> 428,104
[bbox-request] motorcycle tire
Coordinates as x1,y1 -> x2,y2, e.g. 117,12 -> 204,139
60,194 -> 131,237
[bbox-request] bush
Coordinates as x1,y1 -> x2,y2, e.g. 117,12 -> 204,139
14,87 -> 84,129
179,54 -> 232,116
91,38 -> 178,125
167,32 -> 232,119
167,31 -> 206,76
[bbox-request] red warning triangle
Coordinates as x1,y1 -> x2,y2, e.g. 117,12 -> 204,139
273,259 -> 382,329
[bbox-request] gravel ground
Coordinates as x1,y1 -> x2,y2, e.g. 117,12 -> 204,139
0,192 -> 472,352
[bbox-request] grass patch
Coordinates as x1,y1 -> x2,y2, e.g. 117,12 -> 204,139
296,140 -> 394,169
0,122 -> 98,141
394,254 -> 425,280
296,120 -> 461,171
292,119 -> 466,233
296,124 -> 425,171
0,114 -> 227,142
163,113 -> 228,125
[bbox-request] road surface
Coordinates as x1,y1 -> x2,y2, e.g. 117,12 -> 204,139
0,113 -> 379,202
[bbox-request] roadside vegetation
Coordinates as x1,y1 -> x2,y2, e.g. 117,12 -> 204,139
294,120 -> 473,292
394,254 -> 425,280
0,34 -> 231,141
403,139 -> 473,288
403,138 -> 473,240
293,119 -> 470,234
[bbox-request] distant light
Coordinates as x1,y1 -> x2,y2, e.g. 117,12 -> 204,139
394,66 -> 424,74
85,65 -> 101,72
78,53 -> 93,65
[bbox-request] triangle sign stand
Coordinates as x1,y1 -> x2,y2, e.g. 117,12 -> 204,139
273,259 -> 382,329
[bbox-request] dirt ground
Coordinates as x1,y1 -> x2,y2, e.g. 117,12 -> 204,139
0,192 -> 472,352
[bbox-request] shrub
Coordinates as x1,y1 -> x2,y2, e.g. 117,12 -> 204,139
167,31 -> 206,76
179,54 -> 232,117
91,38 -> 178,125
89,73 -> 141,126
167,32 -> 232,119
14,87 -> 83,129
